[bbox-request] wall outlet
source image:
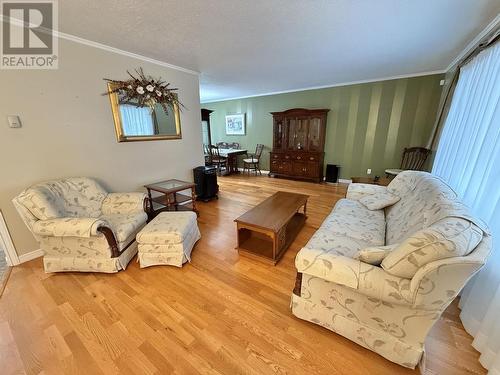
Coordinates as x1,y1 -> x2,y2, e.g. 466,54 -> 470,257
367,168 -> 372,175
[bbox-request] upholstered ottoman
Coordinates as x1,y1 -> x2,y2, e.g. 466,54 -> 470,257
136,211 -> 201,268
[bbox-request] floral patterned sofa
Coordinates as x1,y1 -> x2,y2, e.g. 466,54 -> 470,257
13,177 -> 148,273
291,171 -> 492,368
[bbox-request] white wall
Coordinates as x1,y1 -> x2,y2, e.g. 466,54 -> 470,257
0,38 -> 204,256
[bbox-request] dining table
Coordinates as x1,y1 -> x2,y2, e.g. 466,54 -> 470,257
218,148 -> 248,175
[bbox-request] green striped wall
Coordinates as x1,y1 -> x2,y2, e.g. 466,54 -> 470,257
204,74 -> 444,179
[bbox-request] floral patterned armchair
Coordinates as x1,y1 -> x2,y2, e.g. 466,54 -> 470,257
291,171 -> 492,368
12,177 -> 148,273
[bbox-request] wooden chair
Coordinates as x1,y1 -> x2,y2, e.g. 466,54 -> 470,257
385,147 -> 431,177
208,145 -> 228,175
243,144 -> 264,175
229,142 -> 240,149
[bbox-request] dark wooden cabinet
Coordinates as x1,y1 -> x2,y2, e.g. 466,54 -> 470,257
201,109 -> 213,147
269,108 -> 329,183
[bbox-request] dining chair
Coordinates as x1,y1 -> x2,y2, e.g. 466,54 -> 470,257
385,147 -> 431,177
243,144 -> 264,175
208,145 -> 228,175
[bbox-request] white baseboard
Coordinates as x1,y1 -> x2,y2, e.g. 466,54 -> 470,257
338,178 -> 352,184
18,249 -> 44,263
235,168 -> 270,174
323,178 -> 352,184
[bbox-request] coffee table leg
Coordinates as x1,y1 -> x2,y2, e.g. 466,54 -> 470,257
303,201 -> 307,217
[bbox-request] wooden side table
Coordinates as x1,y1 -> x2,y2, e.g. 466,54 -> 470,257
144,179 -> 198,220
350,176 -> 392,186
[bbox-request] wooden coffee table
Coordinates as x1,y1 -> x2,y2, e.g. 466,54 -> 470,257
234,191 -> 308,265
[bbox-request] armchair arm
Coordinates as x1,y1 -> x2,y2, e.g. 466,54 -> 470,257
295,247 -> 413,306
32,217 -> 106,238
101,192 -> 147,215
346,183 -> 387,201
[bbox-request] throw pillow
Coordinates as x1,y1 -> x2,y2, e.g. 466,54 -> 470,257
359,191 -> 401,210
381,218 -> 483,278
355,244 -> 397,265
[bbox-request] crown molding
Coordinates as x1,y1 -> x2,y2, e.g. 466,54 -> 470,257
201,70 -> 446,103
445,13 -> 500,72
0,15 -> 199,76
56,31 -> 200,76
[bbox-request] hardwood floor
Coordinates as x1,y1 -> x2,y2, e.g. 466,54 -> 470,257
0,175 -> 485,375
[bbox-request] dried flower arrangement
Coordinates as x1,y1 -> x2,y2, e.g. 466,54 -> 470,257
103,68 -> 184,113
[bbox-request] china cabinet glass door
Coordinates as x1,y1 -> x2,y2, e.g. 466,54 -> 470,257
288,117 -> 309,150
295,118 -> 308,150
274,118 -> 284,150
308,117 -> 322,151
287,118 -> 297,150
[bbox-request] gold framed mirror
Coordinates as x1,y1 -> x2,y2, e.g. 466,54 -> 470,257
107,82 -> 182,142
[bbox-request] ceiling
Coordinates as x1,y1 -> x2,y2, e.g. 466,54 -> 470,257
58,0 -> 500,102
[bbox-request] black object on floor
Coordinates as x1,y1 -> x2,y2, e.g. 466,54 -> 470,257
193,166 -> 219,202
325,164 -> 339,183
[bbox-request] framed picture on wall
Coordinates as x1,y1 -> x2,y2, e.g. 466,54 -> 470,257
225,114 -> 246,135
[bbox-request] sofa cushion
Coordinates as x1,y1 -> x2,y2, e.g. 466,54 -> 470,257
50,178 -> 108,217
345,183 -> 387,201
304,199 -> 385,258
355,244 -> 397,265
319,199 -> 386,245
359,191 -> 400,210
17,185 -> 66,220
381,218 -> 483,278
385,173 -> 457,245
100,212 -> 147,243
387,171 -> 457,199
18,178 -> 108,220
101,192 -> 146,215
305,229 -> 372,258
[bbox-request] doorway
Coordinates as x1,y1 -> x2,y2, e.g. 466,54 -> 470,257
0,211 -> 18,294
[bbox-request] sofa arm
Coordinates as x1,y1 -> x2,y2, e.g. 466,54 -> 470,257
296,247 -> 413,305
296,247 -> 361,288
101,192 -> 147,215
407,235 -> 492,309
346,183 -> 387,201
32,217 -> 107,238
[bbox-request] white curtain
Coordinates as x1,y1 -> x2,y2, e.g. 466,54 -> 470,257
432,41 -> 500,374
119,104 -> 154,135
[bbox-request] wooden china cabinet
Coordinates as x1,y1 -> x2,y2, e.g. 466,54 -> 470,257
269,108 -> 329,183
